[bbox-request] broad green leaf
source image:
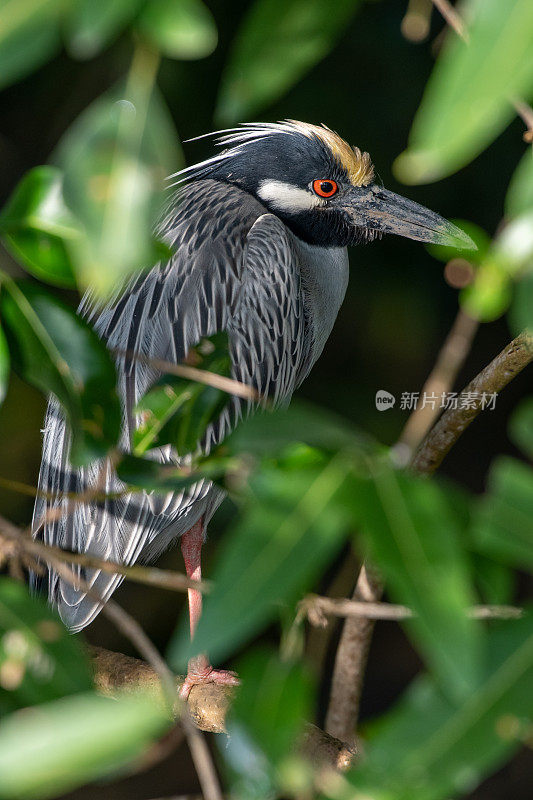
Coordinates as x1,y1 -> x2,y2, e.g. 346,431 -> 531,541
508,268 -> 533,333
0,578 -> 92,714
221,648 -> 313,800
65,0 -> 145,59
134,332 -> 231,456
0,167 -> 79,288
0,323 -> 9,405
352,462 -> 482,702
334,614 -> 533,800
215,0 -> 361,124
506,148 -> 533,219
471,456 -> 533,572
0,0 -> 60,92
168,452 -> 351,668
394,0 -> 533,184
0,691 -> 170,799
56,78 -> 181,297
0,278 -> 121,465
509,397 -> 533,461
471,555 -> 515,606
137,0 -> 217,60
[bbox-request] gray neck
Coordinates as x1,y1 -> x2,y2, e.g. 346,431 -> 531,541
293,237 -> 349,362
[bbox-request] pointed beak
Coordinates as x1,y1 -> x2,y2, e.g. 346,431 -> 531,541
345,185 -> 476,250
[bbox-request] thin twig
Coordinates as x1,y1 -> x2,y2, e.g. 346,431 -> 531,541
396,309 -> 478,459
0,515 -> 209,594
113,348 -> 259,402
302,594 -> 524,624
412,331 -> 533,474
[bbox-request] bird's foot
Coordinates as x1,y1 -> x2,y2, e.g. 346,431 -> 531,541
179,655 -> 239,700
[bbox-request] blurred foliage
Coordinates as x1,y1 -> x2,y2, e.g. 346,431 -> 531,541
0,1 -> 532,799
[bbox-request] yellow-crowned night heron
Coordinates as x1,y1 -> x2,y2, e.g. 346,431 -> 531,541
31,121 -> 472,695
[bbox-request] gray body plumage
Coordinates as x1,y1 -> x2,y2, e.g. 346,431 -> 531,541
32,178 -> 349,631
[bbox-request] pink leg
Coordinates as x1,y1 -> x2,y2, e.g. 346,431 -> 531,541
179,519 -> 239,699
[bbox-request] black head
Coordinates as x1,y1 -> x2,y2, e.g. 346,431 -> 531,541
175,121 -> 474,250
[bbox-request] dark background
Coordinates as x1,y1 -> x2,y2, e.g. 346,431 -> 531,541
0,1 -> 530,797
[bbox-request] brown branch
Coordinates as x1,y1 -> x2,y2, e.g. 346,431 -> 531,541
112,348 -> 259,402
411,331 -> 533,474
301,595 -> 524,624
0,515 -> 209,595
324,564 -> 383,744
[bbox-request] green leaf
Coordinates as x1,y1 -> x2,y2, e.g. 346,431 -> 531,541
116,452 -> 208,493
137,0 -> 217,60
460,259 -> 513,322
55,76 -> 181,297
471,456 -> 533,572
0,0 -> 60,92
509,397 -> 533,461
335,615 -> 533,800
65,0 -> 145,59
0,690 -> 170,799
508,268 -> 533,334
352,462 -> 482,702
425,220 -> 489,265
133,332 -> 231,456
168,452 -> 351,668
506,148 -> 533,219
0,578 -> 92,714
221,648 -> 313,800
394,0 -> 533,184
215,0 -> 361,124
0,323 -> 9,406
0,167 -> 79,288
0,278 -> 121,465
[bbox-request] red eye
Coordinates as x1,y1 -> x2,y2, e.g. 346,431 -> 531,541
312,179 -> 338,198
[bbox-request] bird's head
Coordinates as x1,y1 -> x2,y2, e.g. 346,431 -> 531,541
174,120 -> 474,250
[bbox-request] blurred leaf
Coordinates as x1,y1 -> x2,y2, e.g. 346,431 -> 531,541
509,397 -> 533,461
134,332 -> 230,456
0,690 -> 170,799
0,323 -> 9,406
56,72 -> 181,297
352,463 -> 482,702
0,167 -> 79,288
460,260 -> 512,322
425,220 -> 489,265
0,578 -> 92,714
138,0 -> 217,60
168,452 -> 351,668
394,0 -> 533,184
116,452 -> 210,492
506,148 -> 533,219
338,614 -> 533,800
509,267 -> 533,333
222,648 -> 313,800
65,0 -> 145,59
216,0 -> 361,124
0,0 -> 60,92
471,555 -> 515,606
471,456 -> 533,572
0,278 -> 121,465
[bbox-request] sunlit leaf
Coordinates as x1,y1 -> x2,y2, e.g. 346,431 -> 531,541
168,452 -> 352,668
334,615 -> 533,800
0,278 -> 121,465
65,0 -> 145,59
221,648 -> 313,800
0,167 -> 79,288
55,77 -> 181,297
137,0 -> 217,60
394,0 -> 533,184
471,456 -> 533,572
460,260 -> 512,322
352,462 -> 482,702
0,691 -> 170,799
0,0 -> 60,91
0,323 -> 9,406
509,397 -> 533,461
134,332 -> 231,456
0,578 -> 92,714
506,148 -> 533,219
216,0 -> 361,123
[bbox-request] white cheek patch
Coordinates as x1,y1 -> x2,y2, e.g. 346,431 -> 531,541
257,180 -> 321,213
